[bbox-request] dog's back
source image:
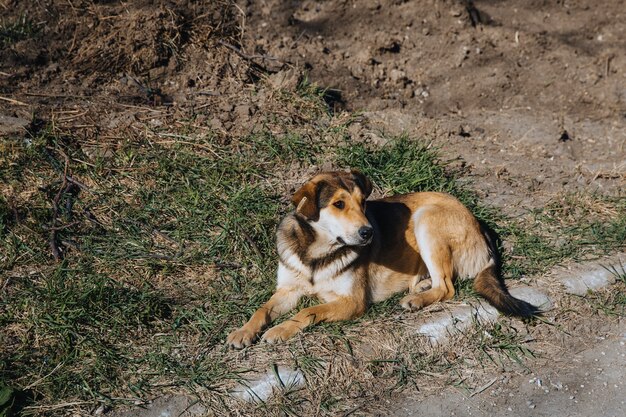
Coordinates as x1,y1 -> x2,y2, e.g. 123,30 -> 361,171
366,191 -> 537,317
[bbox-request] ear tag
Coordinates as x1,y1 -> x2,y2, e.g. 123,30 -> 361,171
296,196 -> 308,213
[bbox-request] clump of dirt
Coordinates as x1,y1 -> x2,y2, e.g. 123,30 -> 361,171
1,0 -> 241,79
72,6 -> 188,75
0,0 -> 302,147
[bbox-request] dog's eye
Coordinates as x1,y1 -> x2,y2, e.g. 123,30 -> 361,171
333,201 -> 345,209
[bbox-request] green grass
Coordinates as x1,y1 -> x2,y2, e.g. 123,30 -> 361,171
584,263 -> 626,317
0,95 -> 341,414
1,111 -> 625,415
473,321 -> 535,369
504,194 -> 626,278
0,15 -> 38,46
337,137 -> 459,195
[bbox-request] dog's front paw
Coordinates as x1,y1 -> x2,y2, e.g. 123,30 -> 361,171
227,327 -> 257,349
261,324 -> 297,344
400,293 -> 426,311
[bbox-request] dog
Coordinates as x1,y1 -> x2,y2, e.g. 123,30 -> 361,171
227,170 -> 538,348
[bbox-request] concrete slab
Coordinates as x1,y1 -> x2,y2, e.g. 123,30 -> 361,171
230,366 -> 305,403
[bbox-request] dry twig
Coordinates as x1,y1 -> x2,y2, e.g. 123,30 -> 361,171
48,154 -> 82,261
217,39 -> 281,64
0,95 -> 28,106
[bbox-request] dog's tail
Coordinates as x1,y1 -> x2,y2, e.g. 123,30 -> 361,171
473,261 -> 539,317
473,220 -> 540,318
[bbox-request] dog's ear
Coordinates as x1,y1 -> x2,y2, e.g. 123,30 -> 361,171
291,181 -> 319,221
351,170 -> 372,199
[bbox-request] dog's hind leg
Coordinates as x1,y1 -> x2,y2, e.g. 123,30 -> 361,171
401,236 -> 455,311
227,287 -> 304,349
408,262 -> 431,293
411,277 -> 432,293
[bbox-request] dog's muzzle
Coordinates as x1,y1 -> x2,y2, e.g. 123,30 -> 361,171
358,226 -> 373,241
337,226 -> 374,247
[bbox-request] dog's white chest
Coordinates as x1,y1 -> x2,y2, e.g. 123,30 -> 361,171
312,270 -> 354,301
276,249 -> 358,302
311,251 -> 358,300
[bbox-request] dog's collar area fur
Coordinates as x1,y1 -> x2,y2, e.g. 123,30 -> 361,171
278,213 -> 364,272
308,245 -> 360,272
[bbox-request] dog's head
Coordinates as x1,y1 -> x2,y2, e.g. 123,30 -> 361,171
291,170 -> 374,247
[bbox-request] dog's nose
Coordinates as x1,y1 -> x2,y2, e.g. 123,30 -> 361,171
358,226 -> 373,240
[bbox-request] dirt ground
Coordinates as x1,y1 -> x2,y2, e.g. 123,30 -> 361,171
391,320 -> 626,417
244,0 -> 625,209
3,0 -> 625,210
1,0 -> 625,415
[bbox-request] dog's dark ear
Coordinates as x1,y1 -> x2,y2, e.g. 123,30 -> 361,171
291,181 -> 319,221
351,170 -> 372,199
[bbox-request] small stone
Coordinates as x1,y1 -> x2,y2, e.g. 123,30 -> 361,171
219,102 -> 234,113
0,114 -> 30,137
268,68 -> 300,91
235,104 -> 252,120
389,69 -> 407,83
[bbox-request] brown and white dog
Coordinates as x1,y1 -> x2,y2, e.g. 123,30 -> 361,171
227,170 -> 537,348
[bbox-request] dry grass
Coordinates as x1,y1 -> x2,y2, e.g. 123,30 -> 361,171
1,1 -> 625,416
1,79 -> 625,414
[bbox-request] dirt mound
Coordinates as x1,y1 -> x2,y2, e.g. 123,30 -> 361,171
0,0 -> 292,142
2,0 -> 239,73
72,5 -> 189,75
241,0 -> 625,206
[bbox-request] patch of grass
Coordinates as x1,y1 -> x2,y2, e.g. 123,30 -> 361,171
504,194 -> 626,277
2,115 -> 624,415
0,15 -> 38,46
0,195 -> 8,237
454,277 -> 480,299
337,135 -> 460,196
584,263 -> 626,317
0,100 -> 349,414
473,321 -> 535,369
0,262 -> 175,405
366,344 -> 452,394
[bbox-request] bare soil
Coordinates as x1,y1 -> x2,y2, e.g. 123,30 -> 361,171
391,321 -> 626,417
244,0 -> 625,209
3,1 -> 623,206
